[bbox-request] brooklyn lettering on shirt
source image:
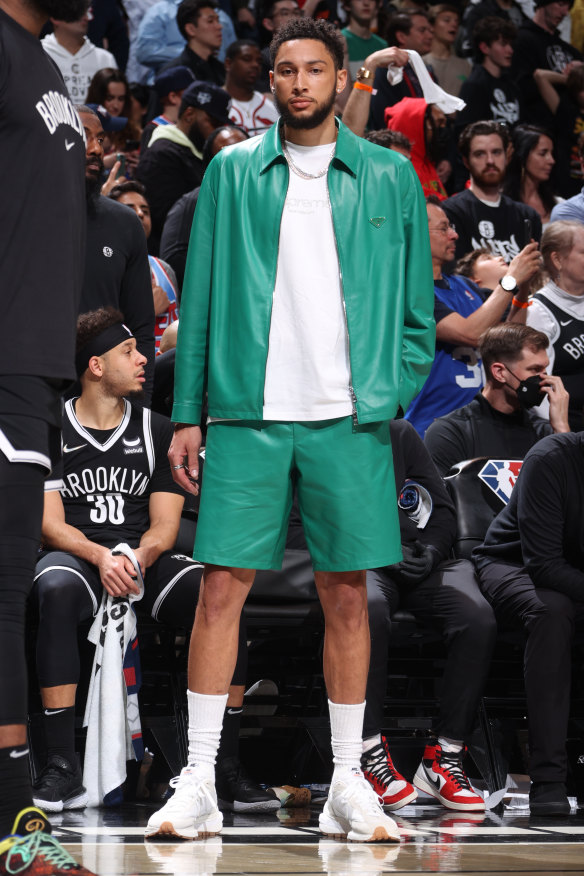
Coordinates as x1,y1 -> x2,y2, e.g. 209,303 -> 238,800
36,90 -> 86,139
470,220 -> 521,262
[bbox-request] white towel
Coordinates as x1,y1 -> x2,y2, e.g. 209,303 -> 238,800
82,543 -> 144,807
386,50 -> 465,114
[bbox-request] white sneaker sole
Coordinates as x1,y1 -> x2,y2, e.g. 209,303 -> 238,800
32,790 -> 88,812
145,810 -> 223,840
220,798 -> 280,812
319,811 -> 400,843
413,772 -> 485,812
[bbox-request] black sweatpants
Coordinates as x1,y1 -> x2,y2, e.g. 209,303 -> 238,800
364,558 -> 497,741
477,559 -> 584,783
32,550 -> 248,690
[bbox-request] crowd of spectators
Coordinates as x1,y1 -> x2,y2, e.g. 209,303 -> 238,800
22,0 -> 584,823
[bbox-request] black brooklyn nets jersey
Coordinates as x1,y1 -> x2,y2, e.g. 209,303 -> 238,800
50,399 -> 183,548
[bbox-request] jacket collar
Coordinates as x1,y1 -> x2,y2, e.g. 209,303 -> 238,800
259,118 -> 358,177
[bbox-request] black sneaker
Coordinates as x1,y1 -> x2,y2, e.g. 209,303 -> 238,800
215,757 -> 280,812
32,756 -> 88,813
529,781 -> 570,817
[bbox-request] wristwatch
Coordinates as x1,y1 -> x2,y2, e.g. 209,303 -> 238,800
356,66 -> 373,81
499,275 -> 517,293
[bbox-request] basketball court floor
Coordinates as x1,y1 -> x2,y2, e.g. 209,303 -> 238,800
53,798 -> 584,875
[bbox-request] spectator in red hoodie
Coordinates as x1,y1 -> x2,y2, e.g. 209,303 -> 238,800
385,96 -> 449,199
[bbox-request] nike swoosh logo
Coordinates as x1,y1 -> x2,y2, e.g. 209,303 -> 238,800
65,140 -> 75,151
44,708 -> 67,716
427,771 -> 442,790
560,319 -> 573,326
63,443 -> 86,453
10,749 -> 29,759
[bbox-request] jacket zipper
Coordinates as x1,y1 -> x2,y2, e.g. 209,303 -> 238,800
326,172 -> 358,425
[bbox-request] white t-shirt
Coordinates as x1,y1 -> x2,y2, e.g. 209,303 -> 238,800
228,92 -> 279,137
262,140 -> 352,422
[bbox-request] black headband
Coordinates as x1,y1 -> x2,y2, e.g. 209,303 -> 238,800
75,323 -> 134,377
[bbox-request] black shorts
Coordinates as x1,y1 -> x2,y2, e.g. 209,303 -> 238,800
0,375 -> 64,476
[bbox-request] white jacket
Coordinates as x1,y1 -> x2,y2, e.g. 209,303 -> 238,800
41,33 -> 117,102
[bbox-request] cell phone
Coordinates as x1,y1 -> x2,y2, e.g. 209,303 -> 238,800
125,139 -> 140,152
523,218 -> 532,247
116,152 -> 126,177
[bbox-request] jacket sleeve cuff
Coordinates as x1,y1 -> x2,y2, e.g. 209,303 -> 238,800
171,400 -> 202,425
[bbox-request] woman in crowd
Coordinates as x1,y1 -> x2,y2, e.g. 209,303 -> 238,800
86,68 -> 142,176
527,220 -> 584,431
503,124 -> 561,228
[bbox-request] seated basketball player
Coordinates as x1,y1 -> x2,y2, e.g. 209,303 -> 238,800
29,308 -> 272,813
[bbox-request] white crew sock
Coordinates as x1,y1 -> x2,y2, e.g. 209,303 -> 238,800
186,690 -> 228,775
362,734 -> 381,753
438,735 -> 463,755
329,699 -> 366,775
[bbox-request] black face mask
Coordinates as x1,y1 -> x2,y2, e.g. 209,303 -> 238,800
507,368 -> 546,409
428,125 -> 449,165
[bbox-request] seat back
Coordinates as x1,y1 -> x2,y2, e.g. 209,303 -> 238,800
445,457 -> 524,559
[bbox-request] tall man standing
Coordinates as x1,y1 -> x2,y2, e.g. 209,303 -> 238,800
146,17 -> 435,844
0,0 -> 97,871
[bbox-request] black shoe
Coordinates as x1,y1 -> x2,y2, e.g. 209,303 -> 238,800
32,755 -> 88,813
529,782 -> 570,817
215,756 -> 280,812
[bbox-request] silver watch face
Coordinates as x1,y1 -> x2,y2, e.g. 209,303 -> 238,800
500,275 -> 517,292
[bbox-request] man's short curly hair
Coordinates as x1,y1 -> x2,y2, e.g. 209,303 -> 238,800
76,307 -> 126,353
269,17 -> 345,70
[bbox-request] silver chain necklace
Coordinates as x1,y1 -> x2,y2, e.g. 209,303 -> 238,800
282,138 -> 336,180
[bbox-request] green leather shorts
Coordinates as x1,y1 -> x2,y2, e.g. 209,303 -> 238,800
194,417 -> 402,572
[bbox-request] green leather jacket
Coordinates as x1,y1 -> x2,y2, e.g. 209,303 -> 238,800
172,120 -> 435,425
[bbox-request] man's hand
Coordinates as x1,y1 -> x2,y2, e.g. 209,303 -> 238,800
364,46 -> 409,73
506,242 -> 541,286
97,549 -> 141,597
168,424 -> 202,495
152,281 -> 171,315
541,374 -> 571,433
101,159 -> 124,196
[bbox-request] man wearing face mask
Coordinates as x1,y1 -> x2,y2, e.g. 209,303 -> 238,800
425,323 -> 570,475
385,97 -> 451,199
473,430 -> 584,817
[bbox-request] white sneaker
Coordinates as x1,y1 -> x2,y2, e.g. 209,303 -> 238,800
319,769 -> 401,843
145,766 -> 223,840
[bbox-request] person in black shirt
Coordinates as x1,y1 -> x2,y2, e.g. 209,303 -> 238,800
425,323 -> 570,475
0,0 -> 93,865
136,81 -> 230,256
455,17 -> 521,137
473,431 -> 584,816
78,106 -> 156,403
369,11 -> 435,130
444,120 -> 541,263
162,0 -> 225,85
511,0 -> 582,126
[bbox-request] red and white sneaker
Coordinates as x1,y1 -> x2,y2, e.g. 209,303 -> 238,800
361,738 -> 418,811
413,743 -> 485,811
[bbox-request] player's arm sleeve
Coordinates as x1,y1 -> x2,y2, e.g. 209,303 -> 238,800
517,449 -> 584,601
397,160 -> 436,413
171,160 -> 219,425
120,216 -> 156,403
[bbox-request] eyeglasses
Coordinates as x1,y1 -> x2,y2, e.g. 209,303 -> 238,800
428,222 -> 456,235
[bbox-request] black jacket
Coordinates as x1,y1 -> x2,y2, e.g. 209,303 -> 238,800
82,197 -> 155,401
136,137 -> 204,256
162,45 -> 225,85
474,432 -> 584,603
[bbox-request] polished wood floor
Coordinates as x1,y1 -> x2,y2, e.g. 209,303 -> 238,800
54,799 -> 584,875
